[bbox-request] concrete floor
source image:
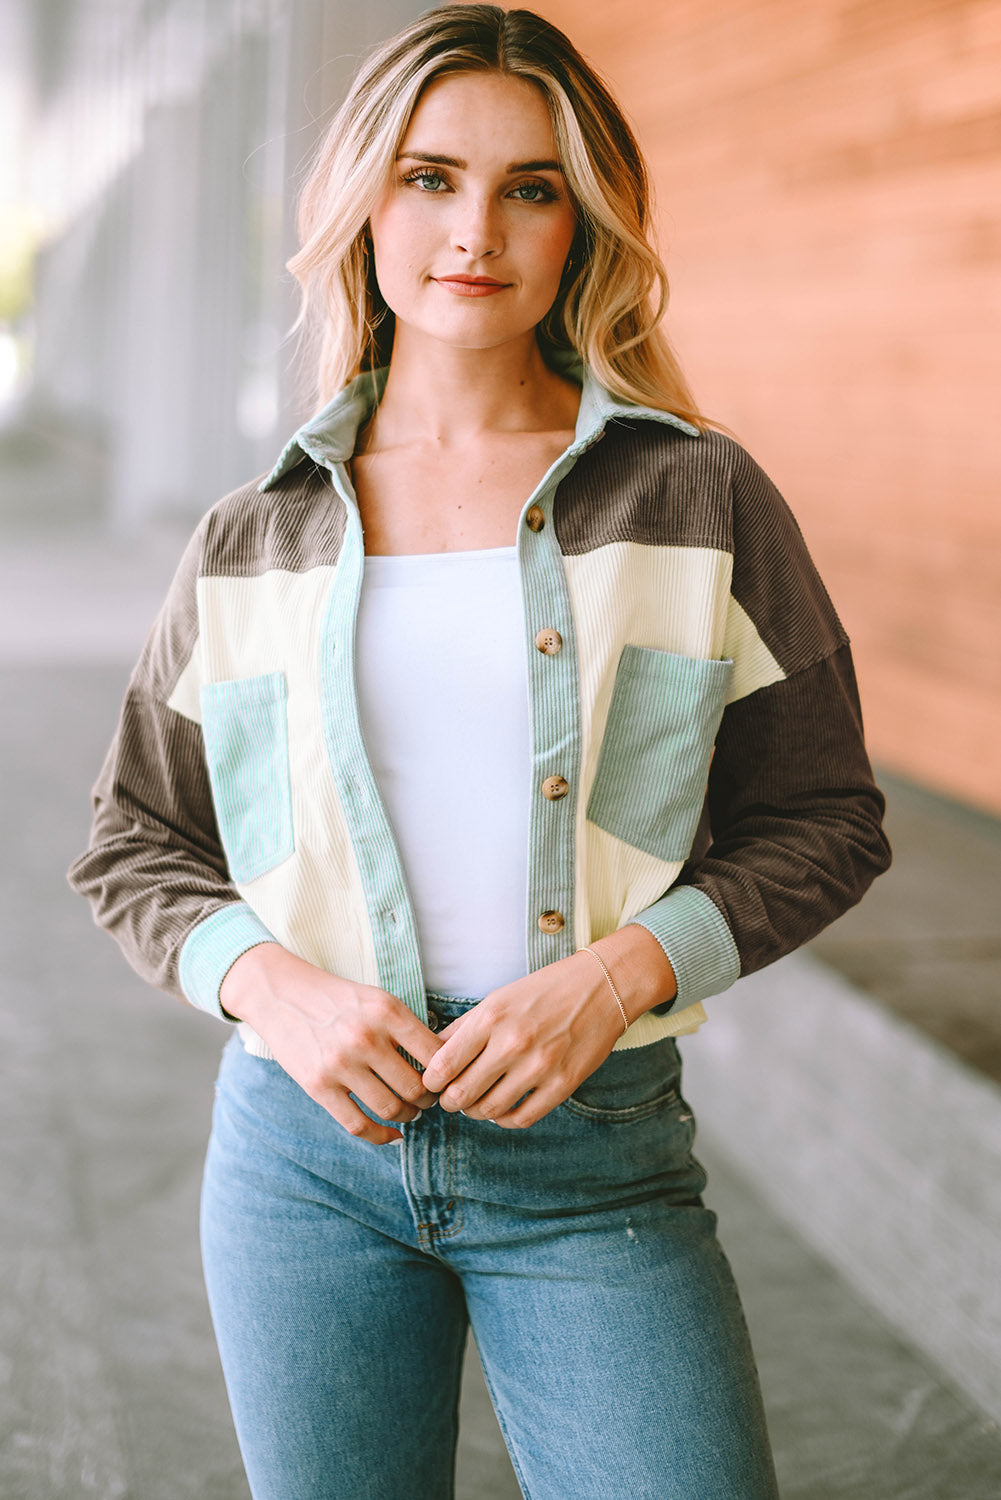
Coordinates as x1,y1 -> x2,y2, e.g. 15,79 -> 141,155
2,537 -> 1001,1497
811,771 -> 1001,1086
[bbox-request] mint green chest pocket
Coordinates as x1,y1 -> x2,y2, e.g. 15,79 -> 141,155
586,646 -> 733,863
200,671 -> 295,885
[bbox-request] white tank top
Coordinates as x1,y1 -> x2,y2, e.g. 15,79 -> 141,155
355,547 -> 531,997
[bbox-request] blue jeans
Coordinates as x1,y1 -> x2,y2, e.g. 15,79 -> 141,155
201,996 -> 779,1500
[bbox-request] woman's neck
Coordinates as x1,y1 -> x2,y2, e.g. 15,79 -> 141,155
360,329 -> 580,454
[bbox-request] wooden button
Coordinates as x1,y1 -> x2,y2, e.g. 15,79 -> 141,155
542,775 -> 569,800
535,627 -> 563,655
537,910 -> 565,933
525,505 -> 546,532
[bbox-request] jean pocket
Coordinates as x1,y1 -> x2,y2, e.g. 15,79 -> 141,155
586,645 -> 733,863
201,670 -> 295,884
561,1037 -> 688,1124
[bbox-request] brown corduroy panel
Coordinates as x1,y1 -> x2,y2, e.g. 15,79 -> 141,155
69,693 -> 233,1000
200,461 -> 346,580
133,508 -> 204,699
682,645 -> 891,976
554,420 -> 734,556
726,443 -> 848,678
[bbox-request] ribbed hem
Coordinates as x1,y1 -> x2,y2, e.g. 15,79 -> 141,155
613,1000 -> 708,1050
237,1022 -> 276,1058
179,904 -> 278,1019
633,884 -> 740,1011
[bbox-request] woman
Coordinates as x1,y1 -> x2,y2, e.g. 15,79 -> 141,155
69,7 -> 891,1498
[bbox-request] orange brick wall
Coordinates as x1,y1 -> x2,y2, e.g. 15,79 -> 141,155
537,0 -> 1001,815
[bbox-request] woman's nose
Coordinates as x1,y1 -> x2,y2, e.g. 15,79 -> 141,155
451,196 -> 503,260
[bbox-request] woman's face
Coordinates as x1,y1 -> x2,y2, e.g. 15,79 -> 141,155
367,71 -> 577,356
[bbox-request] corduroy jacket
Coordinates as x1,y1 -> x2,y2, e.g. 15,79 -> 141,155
69,367 -> 891,1056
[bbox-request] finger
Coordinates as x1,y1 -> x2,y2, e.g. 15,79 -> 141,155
350,1072 -> 424,1126
398,1079 -> 440,1110
320,1087 -> 405,1146
437,1049 -> 513,1113
432,1014 -> 468,1044
492,1085 -> 560,1130
390,1004 -> 447,1071
371,1051 -> 439,1111
455,1075 -> 526,1121
330,1043 -> 431,1119
421,1014 -> 489,1094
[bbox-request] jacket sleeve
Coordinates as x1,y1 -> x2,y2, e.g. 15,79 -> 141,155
633,442 -> 891,1013
66,518 -> 276,1018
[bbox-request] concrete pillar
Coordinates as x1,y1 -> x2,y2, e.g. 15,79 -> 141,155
21,0 -> 448,531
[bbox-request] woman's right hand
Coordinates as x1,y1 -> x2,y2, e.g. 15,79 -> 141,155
219,944 -> 443,1144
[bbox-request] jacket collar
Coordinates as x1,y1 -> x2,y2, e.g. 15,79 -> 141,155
259,358 -> 699,493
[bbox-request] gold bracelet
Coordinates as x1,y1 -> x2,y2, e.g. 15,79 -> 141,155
577,946 -> 628,1035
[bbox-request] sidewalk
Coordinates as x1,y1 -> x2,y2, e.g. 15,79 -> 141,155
2,535 -> 1000,1496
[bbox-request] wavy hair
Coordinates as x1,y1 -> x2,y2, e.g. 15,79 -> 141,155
288,5 -> 703,426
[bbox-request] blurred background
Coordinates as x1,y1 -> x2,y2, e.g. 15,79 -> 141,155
1,2 -> 1000,1497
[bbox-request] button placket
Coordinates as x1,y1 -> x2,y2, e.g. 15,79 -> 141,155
318,499 -> 427,1024
520,478 -> 581,971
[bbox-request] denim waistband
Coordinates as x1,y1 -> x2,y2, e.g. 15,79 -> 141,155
426,991 -> 481,1005
425,991 -> 482,1024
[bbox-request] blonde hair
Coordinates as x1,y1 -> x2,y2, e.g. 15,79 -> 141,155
288,4 -> 704,426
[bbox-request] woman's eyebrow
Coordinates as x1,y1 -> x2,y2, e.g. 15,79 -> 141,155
397,150 -> 465,166
509,158 -> 562,173
396,149 -> 562,173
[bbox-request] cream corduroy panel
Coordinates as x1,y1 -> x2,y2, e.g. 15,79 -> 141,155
167,566 -> 382,1057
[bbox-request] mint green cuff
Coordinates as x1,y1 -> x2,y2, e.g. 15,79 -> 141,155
179,904 -> 278,1019
632,884 -> 740,1010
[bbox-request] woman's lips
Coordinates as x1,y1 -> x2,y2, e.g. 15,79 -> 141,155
434,276 -> 510,297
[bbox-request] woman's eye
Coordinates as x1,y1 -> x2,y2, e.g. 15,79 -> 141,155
510,181 -> 556,203
403,169 -> 448,192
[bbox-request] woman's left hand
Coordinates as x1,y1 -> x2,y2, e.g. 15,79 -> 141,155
420,925 -> 676,1128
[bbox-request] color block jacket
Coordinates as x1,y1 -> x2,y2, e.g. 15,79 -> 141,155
68,368 -> 891,1055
